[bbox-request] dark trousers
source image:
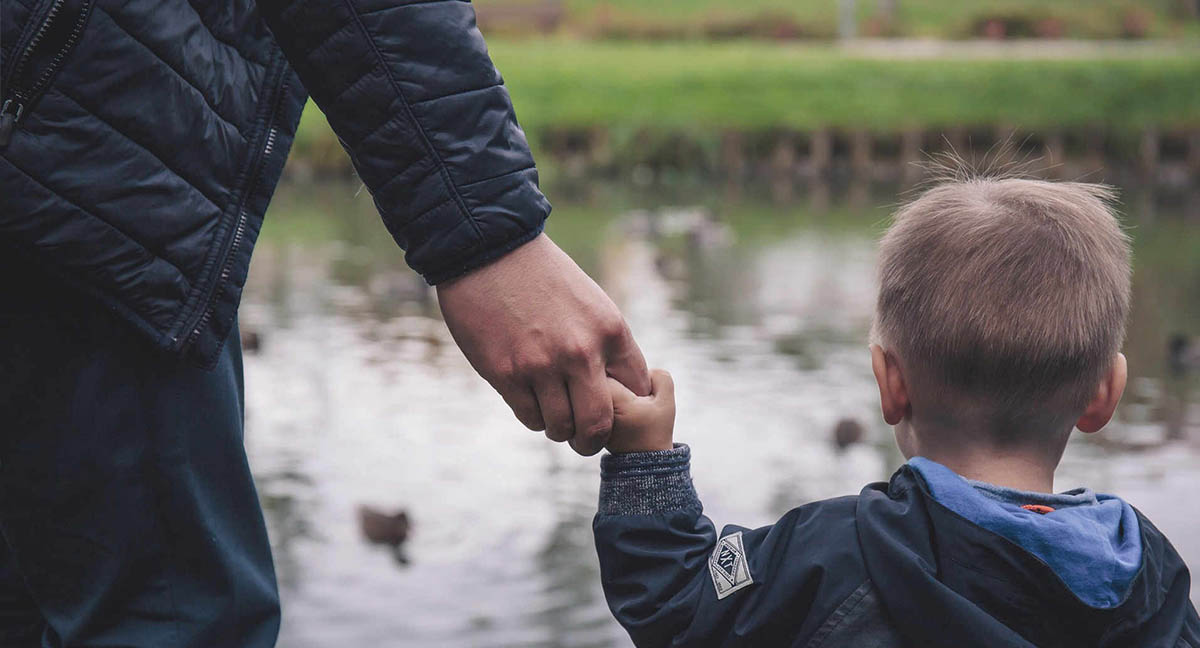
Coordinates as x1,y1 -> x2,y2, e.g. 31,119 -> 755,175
0,273 -> 280,647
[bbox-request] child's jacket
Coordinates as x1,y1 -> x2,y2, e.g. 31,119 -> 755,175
593,445 -> 1200,647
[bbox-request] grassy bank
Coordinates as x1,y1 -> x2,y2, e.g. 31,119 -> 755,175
292,42 -> 1200,170
491,42 -> 1200,132
481,0 -> 1199,40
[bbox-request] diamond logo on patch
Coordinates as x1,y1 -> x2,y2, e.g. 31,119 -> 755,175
714,544 -> 740,583
709,531 -> 753,599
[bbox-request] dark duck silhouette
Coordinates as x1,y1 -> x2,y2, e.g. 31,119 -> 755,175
240,328 -> 262,353
832,418 -> 865,451
1168,334 -> 1200,378
358,506 -> 412,565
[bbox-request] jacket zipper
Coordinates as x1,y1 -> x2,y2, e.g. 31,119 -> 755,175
180,81 -> 285,355
0,0 -> 93,148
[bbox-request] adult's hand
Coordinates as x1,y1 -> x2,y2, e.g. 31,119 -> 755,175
436,233 -> 650,455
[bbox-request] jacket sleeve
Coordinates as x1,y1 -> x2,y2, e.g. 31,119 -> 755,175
594,444 -> 833,646
258,0 -> 550,284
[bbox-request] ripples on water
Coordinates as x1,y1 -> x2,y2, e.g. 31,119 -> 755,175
242,181 -> 1200,647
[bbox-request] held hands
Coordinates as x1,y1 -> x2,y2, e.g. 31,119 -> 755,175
605,369 -> 676,453
437,233 -> 650,456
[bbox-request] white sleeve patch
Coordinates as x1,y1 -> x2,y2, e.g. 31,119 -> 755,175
709,531 -> 754,599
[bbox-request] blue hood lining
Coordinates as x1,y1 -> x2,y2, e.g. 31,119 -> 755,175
908,457 -> 1142,608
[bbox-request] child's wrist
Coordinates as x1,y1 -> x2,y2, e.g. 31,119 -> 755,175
605,433 -> 674,454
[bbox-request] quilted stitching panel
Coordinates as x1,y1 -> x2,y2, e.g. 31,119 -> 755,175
1,0 -> 34,69
259,0 -> 550,283
1,0 -> 300,361
360,0 -> 500,106
28,89 -> 223,275
0,155 -> 192,333
94,0 -> 263,134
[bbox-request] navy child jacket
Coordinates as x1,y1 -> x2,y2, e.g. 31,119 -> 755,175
594,445 -> 1200,647
1,0 -> 548,366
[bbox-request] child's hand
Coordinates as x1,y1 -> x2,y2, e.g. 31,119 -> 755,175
605,369 -> 676,453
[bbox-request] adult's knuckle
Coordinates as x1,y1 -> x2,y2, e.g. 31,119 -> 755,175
515,356 -> 552,378
545,418 -> 574,441
492,359 -> 520,383
600,315 -> 628,342
571,437 -> 602,456
574,426 -> 610,455
553,411 -> 575,431
561,340 -> 593,365
580,417 -> 613,441
515,407 -> 542,429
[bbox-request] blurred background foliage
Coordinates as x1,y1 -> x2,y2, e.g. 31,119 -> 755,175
289,0 -> 1200,180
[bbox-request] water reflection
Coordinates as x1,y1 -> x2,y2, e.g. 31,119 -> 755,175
243,179 -> 1200,647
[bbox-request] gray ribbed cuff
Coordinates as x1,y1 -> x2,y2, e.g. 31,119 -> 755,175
598,444 -> 701,516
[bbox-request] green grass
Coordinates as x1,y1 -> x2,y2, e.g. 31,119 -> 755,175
293,41 -> 1200,167
488,41 -> 1200,133
481,0 -> 1200,39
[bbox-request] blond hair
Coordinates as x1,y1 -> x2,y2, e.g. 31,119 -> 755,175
873,176 -> 1131,432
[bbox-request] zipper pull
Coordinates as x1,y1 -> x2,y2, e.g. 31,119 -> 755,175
0,100 -> 25,149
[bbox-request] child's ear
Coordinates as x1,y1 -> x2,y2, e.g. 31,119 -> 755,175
1076,353 -> 1128,434
870,345 -> 910,426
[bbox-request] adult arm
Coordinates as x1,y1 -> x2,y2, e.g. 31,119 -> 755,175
257,0 -> 649,452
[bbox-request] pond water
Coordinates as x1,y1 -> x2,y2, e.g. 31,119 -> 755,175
242,177 -> 1200,647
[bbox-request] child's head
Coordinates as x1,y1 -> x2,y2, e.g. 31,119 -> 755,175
870,176 -> 1131,465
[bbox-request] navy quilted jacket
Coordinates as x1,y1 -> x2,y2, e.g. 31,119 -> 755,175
0,0 -> 549,367
595,447 -> 1200,647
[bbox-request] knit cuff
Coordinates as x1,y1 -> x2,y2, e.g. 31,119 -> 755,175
598,444 -> 700,516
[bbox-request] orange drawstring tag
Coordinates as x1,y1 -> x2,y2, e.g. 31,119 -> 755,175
1021,504 -> 1056,515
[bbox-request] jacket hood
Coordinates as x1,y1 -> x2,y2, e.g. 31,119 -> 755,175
856,466 -> 1199,647
907,456 -> 1142,608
